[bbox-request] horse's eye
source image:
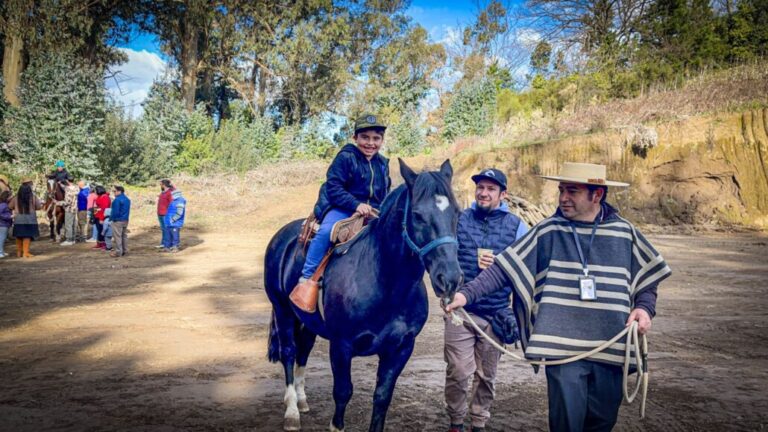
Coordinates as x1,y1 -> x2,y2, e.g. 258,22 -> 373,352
413,212 -> 426,223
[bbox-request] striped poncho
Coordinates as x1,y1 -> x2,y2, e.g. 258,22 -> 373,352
491,204 -> 671,367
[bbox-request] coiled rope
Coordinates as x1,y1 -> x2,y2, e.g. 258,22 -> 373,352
449,308 -> 649,418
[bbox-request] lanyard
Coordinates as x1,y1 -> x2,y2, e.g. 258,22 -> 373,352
570,209 -> 601,276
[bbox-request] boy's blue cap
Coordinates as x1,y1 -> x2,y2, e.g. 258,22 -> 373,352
55,160 -> 65,168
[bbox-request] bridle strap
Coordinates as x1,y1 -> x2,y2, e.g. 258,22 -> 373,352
401,193 -> 457,261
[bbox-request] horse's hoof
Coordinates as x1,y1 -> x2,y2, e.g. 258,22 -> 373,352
283,415 -> 301,431
297,399 -> 310,413
329,421 -> 344,432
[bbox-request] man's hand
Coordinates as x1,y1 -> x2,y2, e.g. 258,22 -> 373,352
355,203 -> 373,217
443,292 -> 467,313
626,308 -> 652,335
478,252 -> 495,269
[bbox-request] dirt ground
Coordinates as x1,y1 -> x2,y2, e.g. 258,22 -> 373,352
1,182 -> 767,432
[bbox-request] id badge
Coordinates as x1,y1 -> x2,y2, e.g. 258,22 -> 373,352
579,275 -> 597,301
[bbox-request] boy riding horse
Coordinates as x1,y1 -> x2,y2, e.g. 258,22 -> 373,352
290,113 -> 392,312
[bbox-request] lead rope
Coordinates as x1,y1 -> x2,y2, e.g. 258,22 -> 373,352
449,308 -> 648,418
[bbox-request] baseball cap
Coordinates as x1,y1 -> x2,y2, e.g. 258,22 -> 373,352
354,113 -> 386,133
471,168 -> 507,190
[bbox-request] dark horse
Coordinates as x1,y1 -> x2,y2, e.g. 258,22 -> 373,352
264,159 -> 463,431
43,179 -> 65,241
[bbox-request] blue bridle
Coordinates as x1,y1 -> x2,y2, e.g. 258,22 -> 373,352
401,193 -> 458,261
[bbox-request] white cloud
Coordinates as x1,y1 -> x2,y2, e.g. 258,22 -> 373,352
515,28 -> 542,50
105,48 -> 167,118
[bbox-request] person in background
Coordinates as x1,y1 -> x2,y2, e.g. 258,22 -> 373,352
91,185 -> 110,251
60,178 -> 79,246
46,160 -> 70,183
102,208 -> 113,251
86,185 -> 98,242
9,178 -> 42,258
109,185 -> 131,258
162,188 -> 186,253
0,174 -> 10,195
156,179 -> 174,249
77,181 -> 90,242
0,190 -> 13,258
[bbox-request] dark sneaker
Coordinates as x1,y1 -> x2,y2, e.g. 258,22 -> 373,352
471,427 -> 485,432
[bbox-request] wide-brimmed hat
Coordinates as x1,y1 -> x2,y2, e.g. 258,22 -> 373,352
354,113 -> 386,133
21,176 -> 34,184
0,174 -> 8,184
540,162 -> 629,187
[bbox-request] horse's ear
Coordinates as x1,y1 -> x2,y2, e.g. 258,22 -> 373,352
439,159 -> 453,179
399,158 -> 418,189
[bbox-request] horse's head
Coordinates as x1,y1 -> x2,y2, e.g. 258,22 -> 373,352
399,158 -> 463,303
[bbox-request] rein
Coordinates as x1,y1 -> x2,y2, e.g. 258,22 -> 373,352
449,308 -> 649,418
401,193 -> 457,261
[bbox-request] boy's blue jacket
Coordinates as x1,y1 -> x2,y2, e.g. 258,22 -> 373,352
313,144 -> 391,219
164,190 -> 186,228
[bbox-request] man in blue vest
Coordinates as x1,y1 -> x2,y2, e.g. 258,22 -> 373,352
445,168 -> 528,432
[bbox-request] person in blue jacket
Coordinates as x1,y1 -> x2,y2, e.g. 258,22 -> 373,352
291,113 -> 391,312
163,189 -> 186,253
109,185 -> 131,257
445,168 -> 528,432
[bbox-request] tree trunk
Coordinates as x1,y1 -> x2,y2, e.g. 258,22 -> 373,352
257,66 -> 267,116
180,14 -> 200,112
2,33 -> 24,106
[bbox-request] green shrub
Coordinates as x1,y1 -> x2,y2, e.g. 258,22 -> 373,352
5,53 -> 106,178
387,112 -> 426,156
211,112 -> 279,172
442,79 -> 497,142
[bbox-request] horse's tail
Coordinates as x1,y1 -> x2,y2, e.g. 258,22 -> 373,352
267,309 -> 280,363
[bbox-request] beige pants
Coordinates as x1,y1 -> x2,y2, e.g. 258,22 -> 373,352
444,313 -> 502,428
111,221 -> 128,255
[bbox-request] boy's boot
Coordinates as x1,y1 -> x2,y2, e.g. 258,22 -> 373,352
22,238 -> 34,258
290,278 -> 319,313
16,238 -> 23,257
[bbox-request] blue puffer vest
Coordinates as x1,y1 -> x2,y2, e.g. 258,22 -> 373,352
458,203 -> 522,318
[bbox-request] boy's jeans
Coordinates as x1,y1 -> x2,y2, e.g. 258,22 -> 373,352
158,215 -> 168,246
301,208 -> 352,279
163,226 -> 181,248
0,226 -> 8,255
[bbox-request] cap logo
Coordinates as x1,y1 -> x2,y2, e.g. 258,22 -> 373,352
366,115 -> 376,124
484,170 -> 495,177
588,178 -> 606,184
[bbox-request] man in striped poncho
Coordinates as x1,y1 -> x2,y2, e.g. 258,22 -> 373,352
445,162 -> 672,432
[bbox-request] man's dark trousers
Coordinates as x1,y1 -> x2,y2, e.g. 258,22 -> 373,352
545,360 -> 623,432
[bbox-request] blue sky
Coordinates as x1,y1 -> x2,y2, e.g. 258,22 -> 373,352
107,1 -> 512,117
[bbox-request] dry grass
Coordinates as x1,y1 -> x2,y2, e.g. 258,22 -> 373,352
126,160 -> 327,229
467,61 -> 768,152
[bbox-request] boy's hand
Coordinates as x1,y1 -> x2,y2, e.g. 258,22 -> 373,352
356,203 -> 373,217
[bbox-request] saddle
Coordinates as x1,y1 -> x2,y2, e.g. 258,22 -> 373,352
290,210 -> 379,314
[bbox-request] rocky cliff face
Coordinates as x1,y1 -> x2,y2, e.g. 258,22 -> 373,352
444,109 -> 768,228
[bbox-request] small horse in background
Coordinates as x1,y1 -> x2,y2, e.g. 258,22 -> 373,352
264,159 -> 463,431
43,179 -> 65,241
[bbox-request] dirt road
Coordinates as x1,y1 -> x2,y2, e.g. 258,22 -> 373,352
1,184 -> 767,431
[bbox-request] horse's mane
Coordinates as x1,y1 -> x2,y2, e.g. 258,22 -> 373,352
368,170 -> 459,233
